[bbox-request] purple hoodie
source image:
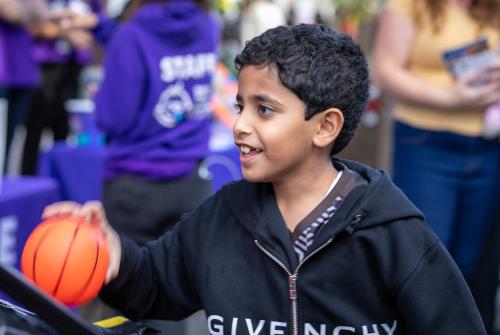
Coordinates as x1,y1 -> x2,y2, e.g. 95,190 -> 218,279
0,21 -> 38,87
95,0 -> 220,180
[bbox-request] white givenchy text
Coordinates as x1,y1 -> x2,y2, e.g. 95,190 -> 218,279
207,315 -> 398,335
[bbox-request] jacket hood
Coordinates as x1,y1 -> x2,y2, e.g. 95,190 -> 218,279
338,159 -> 424,230
222,158 -> 424,238
132,1 -> 210,44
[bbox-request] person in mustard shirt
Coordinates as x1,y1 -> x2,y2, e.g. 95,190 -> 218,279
374,0 -> 500,332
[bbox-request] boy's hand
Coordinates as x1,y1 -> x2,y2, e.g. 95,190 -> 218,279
42,201 -> 121,284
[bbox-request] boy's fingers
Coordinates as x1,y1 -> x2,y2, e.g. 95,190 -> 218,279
80,201 -> 106,225
105,266 -> 118,284
104,235 -> 121,284
42,201 -> 82,219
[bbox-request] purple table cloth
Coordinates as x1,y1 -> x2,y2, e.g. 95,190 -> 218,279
0,177 -> 60,302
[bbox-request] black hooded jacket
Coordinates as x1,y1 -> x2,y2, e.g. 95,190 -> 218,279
100,159 -> 486,335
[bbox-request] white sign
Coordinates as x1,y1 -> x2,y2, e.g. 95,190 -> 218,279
0,216 -> 18,265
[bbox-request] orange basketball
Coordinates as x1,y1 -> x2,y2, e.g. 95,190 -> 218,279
21,215 -> 109,306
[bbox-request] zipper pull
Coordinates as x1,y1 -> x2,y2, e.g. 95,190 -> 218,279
345,214 -> 363,235
289,274 -> 297,300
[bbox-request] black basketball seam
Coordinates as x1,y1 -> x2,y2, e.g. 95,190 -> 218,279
71,229 -> 101,305
52,220 -> 81,298
31,221 -> 67,285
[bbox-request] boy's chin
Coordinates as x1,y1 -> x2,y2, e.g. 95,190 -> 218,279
242,172 -> 271,183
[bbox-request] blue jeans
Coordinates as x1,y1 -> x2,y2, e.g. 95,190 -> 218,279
393,121 -> 500,278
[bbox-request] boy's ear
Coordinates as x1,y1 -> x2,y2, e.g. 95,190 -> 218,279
312,108 -> 344,149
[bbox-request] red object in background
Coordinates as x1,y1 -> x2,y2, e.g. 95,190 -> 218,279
340,18 -> 359,40
367,98 -> 380,112
20,216 -> 109,306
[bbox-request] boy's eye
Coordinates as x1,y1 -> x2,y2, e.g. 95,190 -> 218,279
258,105 -> 274,116
233,103 -> 243,114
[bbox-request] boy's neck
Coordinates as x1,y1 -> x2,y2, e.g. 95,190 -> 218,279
273,160 -> 339,232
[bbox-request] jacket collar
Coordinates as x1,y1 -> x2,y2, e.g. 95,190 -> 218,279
220,158 -> 424,267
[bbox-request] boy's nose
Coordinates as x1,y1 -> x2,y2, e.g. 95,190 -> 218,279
233,112 -> 252,138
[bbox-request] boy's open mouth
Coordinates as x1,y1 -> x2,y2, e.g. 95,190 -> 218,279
239,145 -> 262,155
238,145 -> 263,164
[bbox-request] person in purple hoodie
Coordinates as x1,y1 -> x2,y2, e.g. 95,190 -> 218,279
0,0 -> 47,169
68,0 -> 220,246
62,0 -> 220,328
20,0 -> 101,175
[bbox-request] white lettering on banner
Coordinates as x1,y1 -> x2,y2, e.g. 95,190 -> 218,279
206,315 -> 398,334
208,315 -> 224,335
0,216 -> 17,265
160,53 -> 217,83
270,321 -> 286,335
246,318 -> 265,335
362,325 -> 380,335
305,323 -> 326,335
333,326 -> 356,334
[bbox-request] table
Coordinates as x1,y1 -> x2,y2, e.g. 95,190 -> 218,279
39,142 -> 242,203
0,177 -> 60,301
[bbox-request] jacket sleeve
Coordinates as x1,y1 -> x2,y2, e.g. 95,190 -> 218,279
94,26 -> 145,138
98,192 -> 220,321
396,240 -> 486,334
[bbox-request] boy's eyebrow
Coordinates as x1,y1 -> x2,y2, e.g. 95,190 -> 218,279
235,94 -> 281,106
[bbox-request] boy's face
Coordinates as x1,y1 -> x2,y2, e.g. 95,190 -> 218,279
233,65 -> 319,183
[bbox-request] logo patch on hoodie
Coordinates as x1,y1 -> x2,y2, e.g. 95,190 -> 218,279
153,81 -> 193,128
154,52 -> 216,127
159,53 -> 216,83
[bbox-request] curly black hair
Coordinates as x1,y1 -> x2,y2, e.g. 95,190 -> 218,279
234,24 -> 370,155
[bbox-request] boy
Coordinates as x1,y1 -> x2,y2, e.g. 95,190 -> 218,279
43,24 -> 486,334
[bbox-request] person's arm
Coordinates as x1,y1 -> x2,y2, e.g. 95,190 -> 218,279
23,0 -> 48,22
99,224 -> 202,320
29,19 -> 63,39
0,0 -> 48,25
373,9 -> 500,110
386,217 -> 486,334
93,26 -> 145,138
52,10 -> 118,45
396,240 -> 486,334
28,18 -> 94,51
42,197 -> 209,320
0,0 -> 27,23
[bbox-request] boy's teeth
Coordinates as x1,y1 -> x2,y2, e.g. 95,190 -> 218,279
241,146 -> 251,154
240,145 -> 262,154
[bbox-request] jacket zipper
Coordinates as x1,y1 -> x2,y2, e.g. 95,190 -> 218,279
255,238 -> 334,335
